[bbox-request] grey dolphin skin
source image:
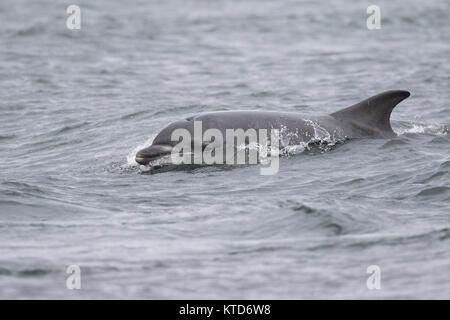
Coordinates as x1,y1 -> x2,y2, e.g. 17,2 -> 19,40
135,90 -> 410,165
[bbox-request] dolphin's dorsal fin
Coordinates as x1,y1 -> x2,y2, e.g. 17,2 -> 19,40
331,90 -> 410,137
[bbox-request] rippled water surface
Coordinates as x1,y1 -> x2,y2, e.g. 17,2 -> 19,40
0,0 -> 449,299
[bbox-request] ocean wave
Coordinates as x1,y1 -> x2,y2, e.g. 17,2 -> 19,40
343,227 -> 450,249
416,186 -> 450,197
395,122 -> 450,136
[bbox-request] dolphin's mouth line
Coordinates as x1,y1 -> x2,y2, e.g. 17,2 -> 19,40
135,144 -> 174,165
135,153 -> 151,165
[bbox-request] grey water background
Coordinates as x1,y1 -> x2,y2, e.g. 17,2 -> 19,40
0,0 -> 449,299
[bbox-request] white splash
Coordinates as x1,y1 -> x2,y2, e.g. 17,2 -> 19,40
126,135 -> 155,166
396,124 -> 449,135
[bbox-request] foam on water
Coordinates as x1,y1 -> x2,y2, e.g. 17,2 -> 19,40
395,123 -> 450,136
125,135 -> 155,166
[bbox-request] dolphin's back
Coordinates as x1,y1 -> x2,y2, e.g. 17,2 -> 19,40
330,90 -> 410,138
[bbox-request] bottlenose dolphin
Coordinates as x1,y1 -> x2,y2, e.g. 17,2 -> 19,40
135,90 -> 410,165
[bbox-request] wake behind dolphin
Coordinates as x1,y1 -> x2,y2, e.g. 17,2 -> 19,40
135,90 -> 410,165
